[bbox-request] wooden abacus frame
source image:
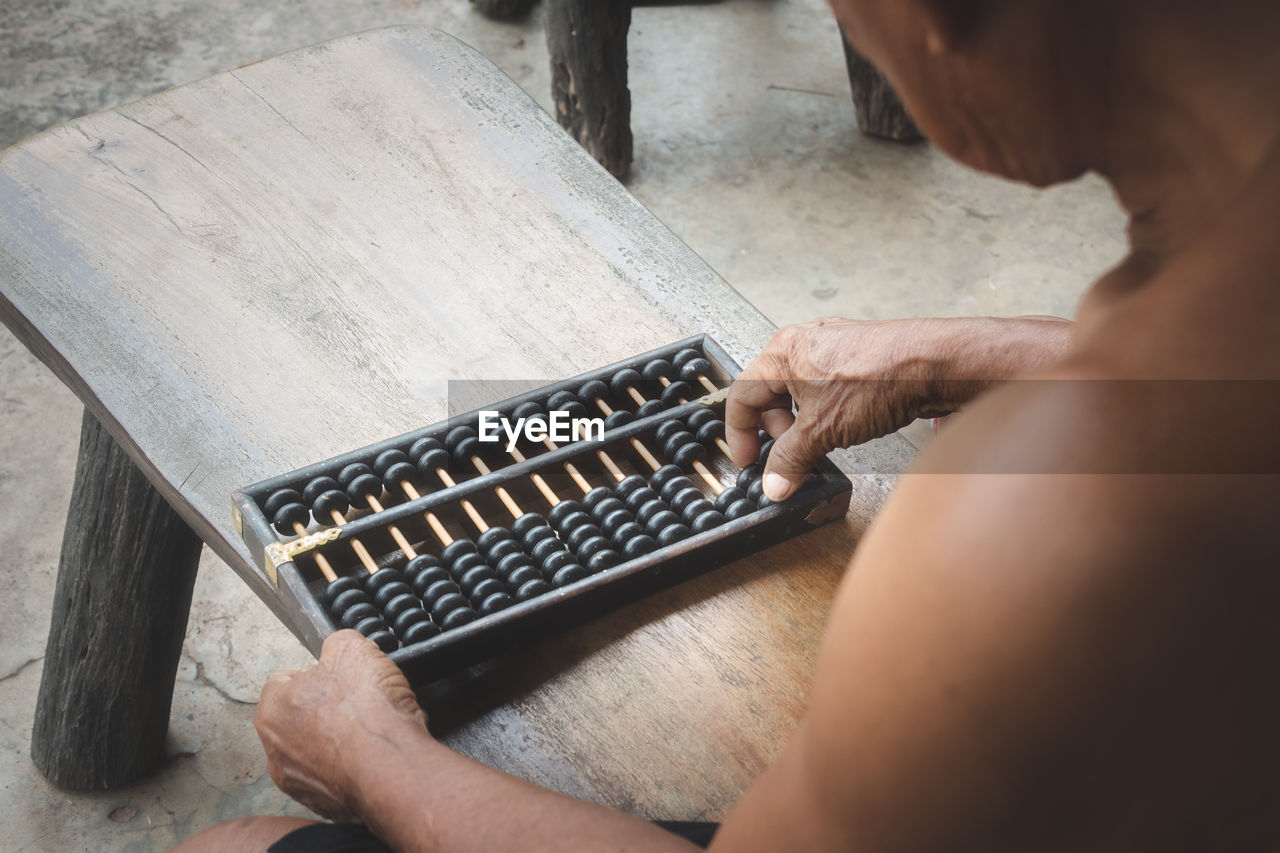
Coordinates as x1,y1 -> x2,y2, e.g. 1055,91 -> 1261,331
233,335 -> 852,683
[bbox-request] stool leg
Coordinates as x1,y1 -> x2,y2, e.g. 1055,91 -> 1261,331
547,0 -> 634,178
31,409 -> 203,791
840,32 -> 923,142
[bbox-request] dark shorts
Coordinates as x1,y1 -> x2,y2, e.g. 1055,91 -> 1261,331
269,819 -> 718,851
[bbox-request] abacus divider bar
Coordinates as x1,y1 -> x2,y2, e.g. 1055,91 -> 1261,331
292,521 -> 338,582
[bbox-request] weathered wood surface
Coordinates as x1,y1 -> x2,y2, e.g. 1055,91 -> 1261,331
472,0 -> 538,20
547,0 -> 634,178
0,27 -> 914,815
31,409 -> 203,791
841,33 -> 922,142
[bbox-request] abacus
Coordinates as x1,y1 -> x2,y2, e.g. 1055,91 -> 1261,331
233,336 -> 851,682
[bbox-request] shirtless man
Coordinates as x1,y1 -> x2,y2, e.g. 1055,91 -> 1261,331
178,0 -> 1280,848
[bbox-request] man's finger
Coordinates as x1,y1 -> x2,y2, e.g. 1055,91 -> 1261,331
761,422 -> 828,501
760,406 -> 796,439
726,376 -> 792,466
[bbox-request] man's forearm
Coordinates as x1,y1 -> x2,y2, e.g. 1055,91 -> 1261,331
348,719 -> 701,853
925,315 -> 1073,413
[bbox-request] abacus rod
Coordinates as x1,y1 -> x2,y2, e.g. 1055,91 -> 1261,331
616,376 -> 734,478
505,446 -> 561,507
597,450 -> 625,483
346,499 -> 418,560
290,521 -> 338,582
467,457 -> 525,519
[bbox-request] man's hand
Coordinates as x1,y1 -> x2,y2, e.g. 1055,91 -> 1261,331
255,630 -> 427,823
725,316 -> 1071,501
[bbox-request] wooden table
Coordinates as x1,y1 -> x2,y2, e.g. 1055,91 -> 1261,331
0,26 -> 913,814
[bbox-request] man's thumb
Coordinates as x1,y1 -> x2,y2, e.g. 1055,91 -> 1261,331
761,426 -> 823,502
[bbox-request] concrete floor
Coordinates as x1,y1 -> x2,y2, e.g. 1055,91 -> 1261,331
0,0 -> 1128,849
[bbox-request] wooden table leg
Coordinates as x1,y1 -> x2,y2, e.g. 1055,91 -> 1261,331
472,0 -> 539,20
31,409 -> 203,791
840,33 -> 923,143
546,0 -> 634,178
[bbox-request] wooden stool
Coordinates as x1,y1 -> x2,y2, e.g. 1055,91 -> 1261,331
0,26 -> 913,805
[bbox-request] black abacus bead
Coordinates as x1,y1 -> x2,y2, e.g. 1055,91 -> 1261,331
337,462 -> 373,488
264,488 -> 303,519
393,608 -> 431,638
604,410 -> 633,431
506,564 -> 543,588
421,578 -> 460,604
345,473 -> 383,508
312,489 -> 350,522
448,552 -> 488,580
515,578 -> 552,601
624,486 -> 660,513
352,614 -> 384,635
522,524 -> 557,550
589,496 -> 626,521
530,537 -> 565,564
272,502 -> 310,534
680,499 -> 715,523
547,390 -> 577,411
759,438 -> 775,460
409,436 -> 444,458
452,437 -> 481,463
685,406 -> 717,431
635,499 -> 668,527
669,486 -> 704,516
554,511 -> 593,534
541,549 -> 577,576
486,538 -> 522,562
478,592 -> 515,616
301,478 -> 340,507
373,581 -> 414,610
323,576 -> 363,608
715,486 -> 748,511
581,486 -> 614,513
511,512 -> 548,539
476,526 -> 513,554
746,478 -> 766,503
655,524 -> 692,547
726,498 -> 755,520
695,421 -> 725,446
672,347 -> 700,369
610,521 -> 645,548
401,619 -> 441,646
659,475 -> 695,504
415,448 -> 451,481
649,464 -> 685,491
496,551 -> 536,580
672,442 -> 708,469
444,425 -> 478,453
662,429 -> 695,458
645,509 -> 682,536
636,400 -> 666,418
586,549 -> 621,573
470,578 -> 506,603
369,630 -> 400,653
410,566 -> 452,598
430,592 -> 470,623
551,564 -> 590,587
575,535 -> 612,562
565,523 -> 604,551
365,568 -> 405,596
578,379 -> 609,404
382,462 -> 418,496
758,494 -> 777,509
680,357 -> 713,382
655,420 -> 686,444
599,508 -> 634,538
458,565 -> 498,597
737,464 -> 763,490
690,510 -> 727,534
329,588 -> 367,620
559,400 -> 589,419
548,500 -> 585,528
440,608 -> 478,631
609,368 -> 644,398
512,401 -> 544,421
661,381 -> 694,407
615,475 -> 649,498
620,533 -> 656,560
441,540 -> 478,564
373,449 -> 412,477
382,593 -> 421,624
341,602 -> 380,629
642,358 -> 674,382
405,554 -> 442,582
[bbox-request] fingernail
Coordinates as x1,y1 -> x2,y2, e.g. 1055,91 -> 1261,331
763,472 -> 794,501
